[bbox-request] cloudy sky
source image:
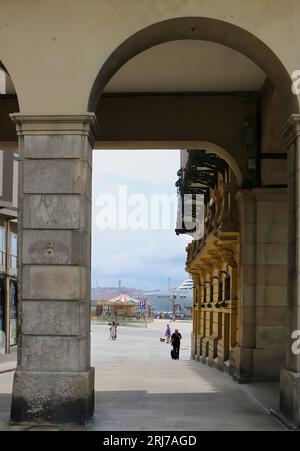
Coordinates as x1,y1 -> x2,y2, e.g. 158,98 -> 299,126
92,150 -> 191,291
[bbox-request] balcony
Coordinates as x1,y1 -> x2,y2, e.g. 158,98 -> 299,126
185,182 -> 238,266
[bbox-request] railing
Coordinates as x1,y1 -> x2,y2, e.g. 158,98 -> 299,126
186,183 -> 239,267
197,298 -> 234,311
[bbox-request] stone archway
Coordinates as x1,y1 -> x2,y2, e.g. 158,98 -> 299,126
88,17 -> 298,116
0,62 -> 19,358
87,17 -> 300,427
10,15 -> 300,427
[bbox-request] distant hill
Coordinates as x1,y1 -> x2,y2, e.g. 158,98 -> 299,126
91,286 -> 144,304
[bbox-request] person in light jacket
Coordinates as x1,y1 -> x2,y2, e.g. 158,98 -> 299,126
110,322 -> 117,340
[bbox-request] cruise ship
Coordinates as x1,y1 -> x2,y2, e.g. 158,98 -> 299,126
144,290 -> 172,314
145,279 -> 194,318
171,279 -> 194,318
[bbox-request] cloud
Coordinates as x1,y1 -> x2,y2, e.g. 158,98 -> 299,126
93,150 -> 180,185
92,150 -> 190,290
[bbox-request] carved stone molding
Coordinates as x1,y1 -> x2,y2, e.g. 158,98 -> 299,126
10,113 -> 100,147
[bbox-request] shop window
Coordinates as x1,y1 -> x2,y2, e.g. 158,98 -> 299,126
9,279 -> 17,346
0,277 -> 5,333
9,231 -> 17,270
0,226 -> 6,267
0,277 -> 5,354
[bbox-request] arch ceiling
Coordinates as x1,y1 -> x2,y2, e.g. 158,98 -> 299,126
104,40 -> 266,94
89,17 -> 297,115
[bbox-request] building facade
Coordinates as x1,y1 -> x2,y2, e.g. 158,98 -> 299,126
177,148 -> 288,381
0,148 -> 18,354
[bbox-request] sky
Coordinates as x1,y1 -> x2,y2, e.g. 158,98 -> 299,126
92,150 -> 191,291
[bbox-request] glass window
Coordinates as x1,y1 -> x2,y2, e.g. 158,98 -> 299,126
0,277 -> 5,333
10,232 -> 17,269
0,226 -> 6,266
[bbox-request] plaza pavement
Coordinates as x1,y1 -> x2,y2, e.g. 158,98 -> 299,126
0,320 -> 286,431
0,352 -> 16,375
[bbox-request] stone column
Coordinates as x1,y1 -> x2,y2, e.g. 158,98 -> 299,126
280,115 -> 300,426
235,190 -> 257,381
10,114 -> 98,425
196,278 -> 204,361
191,273 -> 199,360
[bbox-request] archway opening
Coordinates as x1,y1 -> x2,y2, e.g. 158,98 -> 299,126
0,62 -> 19,358
87,17 -> 295,428
90,146 -> 245,430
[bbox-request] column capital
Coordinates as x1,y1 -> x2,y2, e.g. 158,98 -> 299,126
10,113 -> 100,147
281,114 -> 300,148
190,273 -> 200,285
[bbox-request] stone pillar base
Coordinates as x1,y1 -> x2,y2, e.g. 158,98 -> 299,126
191,333 -> 196,360
208,335 -> 218,365
201,337 -> 209,363
196,336 -> 203,361
280,369 -> 300,427
11,368 -> 95,425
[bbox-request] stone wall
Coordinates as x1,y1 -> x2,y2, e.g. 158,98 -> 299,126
235,189 -> 288,381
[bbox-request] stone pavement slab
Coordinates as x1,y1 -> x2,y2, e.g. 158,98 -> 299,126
0,320 -> 287,431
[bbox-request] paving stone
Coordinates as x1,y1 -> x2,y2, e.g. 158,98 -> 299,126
0,320 -> 286,431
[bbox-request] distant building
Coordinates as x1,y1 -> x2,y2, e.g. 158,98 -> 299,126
176,150 -> 240,372
0,149 -> 18,354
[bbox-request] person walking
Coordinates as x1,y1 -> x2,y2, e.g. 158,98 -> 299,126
165,324 -> 172,343
171,329 -> 182,360
110,321 -> 117,340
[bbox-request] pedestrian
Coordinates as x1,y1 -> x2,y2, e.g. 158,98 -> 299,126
110,321 -> 117,340
171,329 -> 182,360
165,324 -> 172,343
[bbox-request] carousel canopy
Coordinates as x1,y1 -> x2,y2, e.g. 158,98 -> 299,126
97,294 -> 140,306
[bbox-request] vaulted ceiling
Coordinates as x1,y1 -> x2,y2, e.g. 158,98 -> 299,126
104,40 -> 266,94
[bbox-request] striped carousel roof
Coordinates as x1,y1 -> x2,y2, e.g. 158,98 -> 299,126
108,294 -> 139,305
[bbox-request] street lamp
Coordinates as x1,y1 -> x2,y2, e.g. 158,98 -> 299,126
169,294 -> 176,321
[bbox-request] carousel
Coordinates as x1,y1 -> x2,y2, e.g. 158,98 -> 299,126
96,294 -> 140,320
